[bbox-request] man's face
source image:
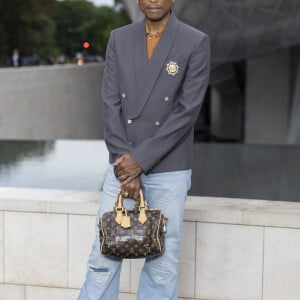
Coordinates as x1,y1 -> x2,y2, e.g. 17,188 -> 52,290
138,0 -> 174,22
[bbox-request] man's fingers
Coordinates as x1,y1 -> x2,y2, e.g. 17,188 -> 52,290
120,185 -> 127,197
122,177 -> 134,186
115,166 -> 124,176
118,174 -> 129,182
120,177 -> 141,200
121,187 -> 137,199
113,157 -> 122,166
114,154 -> 143,179
133,189 -> 140,200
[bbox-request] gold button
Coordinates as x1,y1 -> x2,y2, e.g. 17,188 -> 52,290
127,120 -> 132,124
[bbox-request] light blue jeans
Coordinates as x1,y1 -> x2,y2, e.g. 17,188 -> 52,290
78,165 -> 191,300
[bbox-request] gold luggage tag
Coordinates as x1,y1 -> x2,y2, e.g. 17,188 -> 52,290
115,208 -> 123,225
121,209 -> 131,229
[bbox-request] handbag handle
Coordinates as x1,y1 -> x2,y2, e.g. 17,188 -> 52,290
114,190 -> 148,227
115,189 -> 147,209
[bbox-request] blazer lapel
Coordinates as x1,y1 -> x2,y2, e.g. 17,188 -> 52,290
129,13 -> 180,119
134,20 -> 148,90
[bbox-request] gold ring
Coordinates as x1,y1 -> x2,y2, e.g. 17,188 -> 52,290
124,191 -> 129,198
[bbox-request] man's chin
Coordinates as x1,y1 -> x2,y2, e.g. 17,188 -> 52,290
146,13 -> 169,23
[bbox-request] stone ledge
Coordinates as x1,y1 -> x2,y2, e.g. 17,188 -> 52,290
1,187 -> 300,228
0,63 -> 103,73
184,196 -> 300,228
0,187 -> 99,215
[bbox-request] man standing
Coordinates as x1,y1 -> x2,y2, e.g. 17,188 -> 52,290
78,0 -> 210,299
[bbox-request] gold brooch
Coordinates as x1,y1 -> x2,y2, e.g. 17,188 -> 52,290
166,61 -> 179,76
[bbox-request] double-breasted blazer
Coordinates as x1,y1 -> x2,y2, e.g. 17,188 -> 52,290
102,12 -> 210,174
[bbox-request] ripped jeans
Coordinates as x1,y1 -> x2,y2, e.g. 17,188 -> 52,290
78,165 -> 191,300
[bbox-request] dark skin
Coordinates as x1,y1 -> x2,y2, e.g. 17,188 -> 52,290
113,154 -> 143,200
114,0 -> 174,199
138,0 -> 174,32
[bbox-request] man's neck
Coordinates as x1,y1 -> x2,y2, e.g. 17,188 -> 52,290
145,12 -> 171,34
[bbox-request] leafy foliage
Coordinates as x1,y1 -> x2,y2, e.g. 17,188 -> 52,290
0,0 -> 130,64
80,6 -> 130,56
55,0 -> 96,57
0,0 -> 58,60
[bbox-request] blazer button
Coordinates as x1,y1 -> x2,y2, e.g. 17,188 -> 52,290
127,119 -> 133,124
155,121 -> 160,126
121,93 -> 126,99
164,96 -> 170,102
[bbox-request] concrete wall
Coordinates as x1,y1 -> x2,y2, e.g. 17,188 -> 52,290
0,64 -> 104,140
1,187 -> 300,300
0,52 -> 294,144
245,49 -> 291,144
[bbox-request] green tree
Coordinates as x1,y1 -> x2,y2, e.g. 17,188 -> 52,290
0,0 -> 130,64
0,0 -> 58,62
80,5 -> 130,57
0,23 -> 9,61
22,14 -> 58,60
55,0 -> 96,57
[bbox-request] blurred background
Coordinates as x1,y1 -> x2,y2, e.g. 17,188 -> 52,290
0,0 -> 127,66
1,0 -> 300,201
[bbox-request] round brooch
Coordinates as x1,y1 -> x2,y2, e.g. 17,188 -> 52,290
166,61 -> 179,76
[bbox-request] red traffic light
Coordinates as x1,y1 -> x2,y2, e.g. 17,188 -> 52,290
83,42 -> 90,49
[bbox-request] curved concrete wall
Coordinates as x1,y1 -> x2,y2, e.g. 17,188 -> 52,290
0,64 -> 104,140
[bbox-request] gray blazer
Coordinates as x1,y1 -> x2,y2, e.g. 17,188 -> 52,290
102,12 -> 210,174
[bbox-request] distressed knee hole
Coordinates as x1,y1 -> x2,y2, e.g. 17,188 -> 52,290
152,267 -> 175,282
89,267 -> 109,273
88,267 -> 110,284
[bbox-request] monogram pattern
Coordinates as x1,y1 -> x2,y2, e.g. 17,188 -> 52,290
99,209 -> 166,259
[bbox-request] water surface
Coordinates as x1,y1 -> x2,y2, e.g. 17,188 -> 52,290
1,140 -> 300,201
0,140 -> 109,191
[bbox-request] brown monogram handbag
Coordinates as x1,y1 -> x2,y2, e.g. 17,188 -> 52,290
98,190 -> 167,259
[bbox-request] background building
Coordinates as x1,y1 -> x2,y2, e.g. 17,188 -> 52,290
123,0 -> 300,144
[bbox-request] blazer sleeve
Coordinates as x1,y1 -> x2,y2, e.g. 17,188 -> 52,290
129,35 -> 211,173
102,30 -> 131,158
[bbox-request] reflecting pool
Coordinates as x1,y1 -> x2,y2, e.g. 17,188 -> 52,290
1,140 -> 300,201
0,140 -> 109,191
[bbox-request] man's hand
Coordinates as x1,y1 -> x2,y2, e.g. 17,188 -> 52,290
121,176 -> 141,200
114,153 -> 143,185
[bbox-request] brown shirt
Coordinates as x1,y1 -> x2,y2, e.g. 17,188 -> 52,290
145,22 -> 165,60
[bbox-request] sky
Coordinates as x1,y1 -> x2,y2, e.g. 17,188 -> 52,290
90,0 -> 114,6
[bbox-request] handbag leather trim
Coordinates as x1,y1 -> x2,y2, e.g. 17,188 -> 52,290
99,218 -> 106,252
156,213 -> 163,252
